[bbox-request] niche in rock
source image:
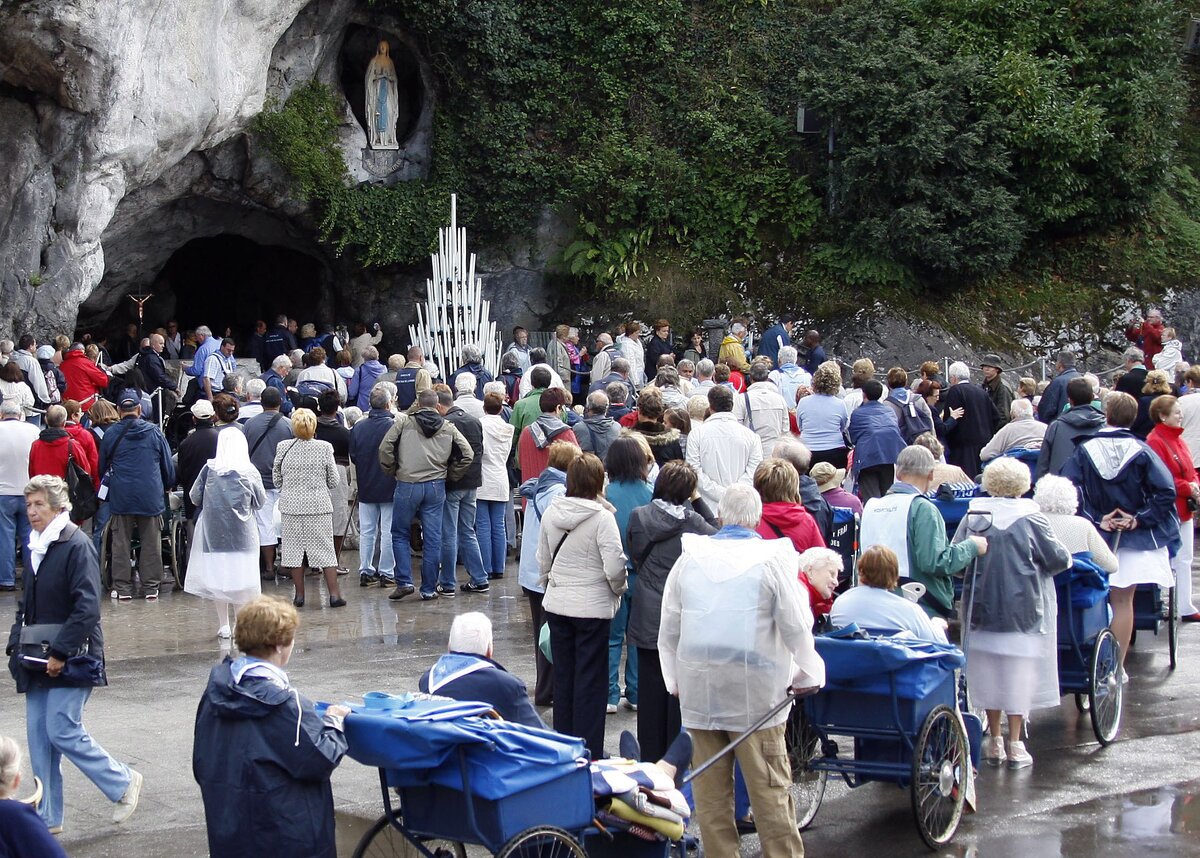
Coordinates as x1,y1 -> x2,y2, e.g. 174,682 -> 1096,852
340,24 -> 423,146
155,235 -> 331,339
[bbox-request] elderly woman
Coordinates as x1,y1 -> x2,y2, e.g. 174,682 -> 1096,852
1062,391 -> 1178,676
6,476 -> 142,833
538,453 -> 627,759
797,546 -> 842,621
793,362 -> 849,469
980,398 -> 1047,462
185,429 -> 267,639
0,735 -> 69,856
954,457 -> 1071,768
753,458 -> 825,552
272,408 -> 345,609
1134,369 -> 1173,439
1146,396 -> 1200,621
830,545 -> 947,642
194,597 -> 350,857
478,392 -> 515,580
626,461 -> 717,762
1032,476 -> 1117,573
912,433 -> 973,489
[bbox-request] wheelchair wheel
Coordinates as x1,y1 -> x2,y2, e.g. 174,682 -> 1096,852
1088,628 -> 1122,746
351,813 -> 466,858
495,826 -> 585,858
1168,585 -> 1179,670
911,705 -> 967,849
100,521 -> 114,591
172,518 -> 189,588
784,704 -> 827,830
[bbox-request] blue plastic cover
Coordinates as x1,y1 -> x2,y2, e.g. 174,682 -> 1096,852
1054,552 -> 1109,610
343,698 -> 588,799
815,634 -> 965,700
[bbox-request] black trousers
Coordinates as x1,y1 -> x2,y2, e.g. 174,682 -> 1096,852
636,647 -> 683,764
523,588 -> 555,706
857,464 -> 895,503
547,611 -> 610,760
810,446 -> 849,470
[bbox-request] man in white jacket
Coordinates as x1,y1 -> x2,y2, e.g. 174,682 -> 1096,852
659,483 -> 824,858
734,361 -> 791,456
686,385 -> 763,507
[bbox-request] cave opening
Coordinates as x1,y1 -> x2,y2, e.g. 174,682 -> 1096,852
151,234 -> 330,342
340,24 -> 423,144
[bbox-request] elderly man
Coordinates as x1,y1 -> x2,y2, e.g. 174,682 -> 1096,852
577,390 -> 620,459
589,332 -> 619,382
184,325 -> 219,386
260,354 -> 294,415
718,321 -> 750,373
588,357 -> 634,406
859,445 -> 986,620
659,483 -> 824,858
435,387 -> 491,595
1115,346 -> 1149,397
449,345 -> 495,399
980,398 -> 1047,462
768,346 -> 810,411
941,361 -> 1002,479
504,326 -> 533,373
99,390 -> 176,600
238,378 -> 266,422
419,612 -> 544,728
692,358 -> 716,392
242,387 -> 292,579
1037,350 -> 1080,423
1126,308 -> 1165,369
686,385 -> 763,508
395,346 -> 434,412
452,372 -> 485,420
11,335 -> 51,411
0,400 -> 39,590
980,355 -> 1014,430
733,361 -> 790,456
350,386 -> 397,587
202,338 -> 237,401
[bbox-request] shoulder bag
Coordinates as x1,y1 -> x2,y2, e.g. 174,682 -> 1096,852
65,441 -> 99,522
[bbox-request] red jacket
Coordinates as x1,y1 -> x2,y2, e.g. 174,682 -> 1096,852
1126,320 -> 1165,369
28,429 -> 99,487
66,422 -> 101,489
518,424 -> 579,484
756,501 -> 827,553
1147,423 -> 1196,522
59,350 -> 111,406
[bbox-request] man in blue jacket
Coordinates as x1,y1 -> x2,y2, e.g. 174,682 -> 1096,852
848,380 -> 908,502
349,386 -> 398,587
448,344 -> 496,400
418,612 -> 544,728
1037,350 -> 1080,423
757,313 -> 795,369
98,391 -> 175,600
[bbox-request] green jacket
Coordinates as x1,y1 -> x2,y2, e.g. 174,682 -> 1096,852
510,388 -> 547,439
907,494 -> 979,617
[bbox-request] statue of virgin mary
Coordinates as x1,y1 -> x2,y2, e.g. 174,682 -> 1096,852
365,40 -> 400,149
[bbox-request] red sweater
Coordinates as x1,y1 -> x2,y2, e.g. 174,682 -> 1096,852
60,350 -> 111,406
756,501 -> 827,552
28,431 -> 99,487
1126,320 -> 1165,369
66,423 -> 101,489
518,425 -> 579,483
1147,423 -> 1196,522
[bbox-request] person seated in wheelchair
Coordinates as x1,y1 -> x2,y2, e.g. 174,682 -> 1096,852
419,613 -> 545,729
830,545 -> 948,643
0,735 -> 68,856
797,547 -> 841,629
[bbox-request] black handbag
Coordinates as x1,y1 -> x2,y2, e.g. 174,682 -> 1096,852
66,442 -> 99,522
17,623 -> 66,671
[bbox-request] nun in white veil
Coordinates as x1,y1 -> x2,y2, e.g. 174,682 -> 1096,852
185,429 -> 267,639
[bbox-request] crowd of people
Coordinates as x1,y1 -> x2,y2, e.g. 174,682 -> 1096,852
0,305 -> 1196,854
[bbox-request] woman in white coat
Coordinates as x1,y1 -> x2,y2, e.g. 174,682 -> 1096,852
537,452 -> 627,759
477,393 -> 515,579
185,429 -> 267,639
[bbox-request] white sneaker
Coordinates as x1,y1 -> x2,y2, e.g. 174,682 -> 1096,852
110,590 -> 118,599
983,736 -> 1006,766
1007,741 -> 1033,769
1118,668 -> 1129,685
606,703 -> 618,715
216,625 -> 232,640
622,698 -> 638,712
113,769 -> 143,823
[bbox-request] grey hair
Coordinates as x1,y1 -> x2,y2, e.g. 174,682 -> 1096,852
677,359 -> 695,372
596,332 -> 613,346
772,436 -> 812,475
778,346 -> 798,365
363,345 -> 379,362
696,358 -> 715,378
605,381 -> 629,405
0,400 -> 24,419
798,546 -> 843,576
288,349 -> 305,365
947,361 -> 970,383
24,474 -> 70,512
586,390 -> 609,415
0,340 -> 13,355
483,380 -> 506,399
1123,346 -> 1144,363
612,358 -> 631,375
45,404 -> 67,428
449,611 -> 493,656
981,456 -> 1031,499
1083,373 -> 1100,398
748,362 -> 771,383
895,445 -> 936,479
461,344 -> 482,363
272,354 -> 292,371
369,386 -> 393,410
0,735 -> 19,798
455,372 -> 477,393
343,407 -> 363,426
387,354 -> 405,371
730,322 -> 747,336
246,378 -> 266,399
1034,474 -> 1079,516
375,381 -> 398,403
718,482 -> 762,529
195,325 -> 213,337
1010,398 -> 1034,420
417,389 -> 438,408
686,395 -> 709,422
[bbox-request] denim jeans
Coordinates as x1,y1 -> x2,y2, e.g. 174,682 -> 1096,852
608,571 -> 638,705
440,488 -> 486,588
91,502 -> 112,560
391,480 -> 445,595
25,685 -> 132,828
476,499 -> 508,576
0,494 -> 31,587
358,501 -> 396,580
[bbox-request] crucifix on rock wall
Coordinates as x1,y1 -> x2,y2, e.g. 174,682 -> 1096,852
128,290 -> 152,339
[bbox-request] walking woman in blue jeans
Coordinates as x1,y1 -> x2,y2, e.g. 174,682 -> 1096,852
6,475 -> 142,834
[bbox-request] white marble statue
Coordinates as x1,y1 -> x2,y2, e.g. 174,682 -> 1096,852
365,40 -> 400,149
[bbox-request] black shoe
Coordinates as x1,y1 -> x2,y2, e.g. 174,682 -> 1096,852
329,597 -> 347,608
487,572 -> 504,580
662,731 -> 694,788
0,584 -> 15,592
359,573 -> 378,587
420,591 -> 439,601
619,730 -> 641,760
388,584 -> 416,601
735,817 -> 757,836
378,577 -> 395,588
293,596 -> 305,608
461,581 -> 490,593
435,584 -> 457,597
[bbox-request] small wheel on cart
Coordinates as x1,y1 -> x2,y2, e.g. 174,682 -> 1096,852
352,813 -> 466,858
1088,628 -> 1122,746
172,517 -> 189,588
911,704 -> 968,849
784,704 -> 827,830
495,826 -> 586,858
1168,584 -> 1180,670
1074,693 -> 1090,713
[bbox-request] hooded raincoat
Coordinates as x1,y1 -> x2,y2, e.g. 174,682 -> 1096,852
517,467 -> 568,593
185,430 -> 267,604
953,497 -> 1071,714
193,656 -> 348,858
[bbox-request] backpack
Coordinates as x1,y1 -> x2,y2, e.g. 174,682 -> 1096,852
41,366 -> 62,405
891,392 -> 933,443
65,441 -> 98,522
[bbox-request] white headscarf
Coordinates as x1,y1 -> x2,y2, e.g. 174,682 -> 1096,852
28,511 -> 71,574
207,427 -> 253,475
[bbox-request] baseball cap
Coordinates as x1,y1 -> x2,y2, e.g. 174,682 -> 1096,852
191,400 -> 215,419
118,390 -> 140,409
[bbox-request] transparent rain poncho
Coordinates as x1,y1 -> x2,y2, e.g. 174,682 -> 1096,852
659,530 -> 825,732
185,429 -> 267,604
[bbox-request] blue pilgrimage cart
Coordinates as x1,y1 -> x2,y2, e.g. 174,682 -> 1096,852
1054,553 -> 1123,745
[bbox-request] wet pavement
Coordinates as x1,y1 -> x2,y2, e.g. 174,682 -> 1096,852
1,552 -> 1199,857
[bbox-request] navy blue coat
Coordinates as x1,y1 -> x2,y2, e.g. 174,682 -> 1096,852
0,800 -> 68,857
1037,368 -> 1080,423
757,323 -> 789,368
418,653 -> 545,728
97,416 -> 175,516
193,658 -> 348,858
1060,429 -> 1180,554
445,407 -> 484,492
848,401 -> 907,475
350,409 -> 397,504
449,362 -> 496,400
7,523 -> 106,693
260,369 -> 294,415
